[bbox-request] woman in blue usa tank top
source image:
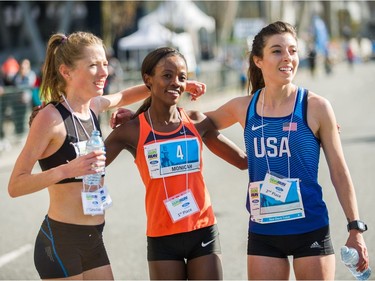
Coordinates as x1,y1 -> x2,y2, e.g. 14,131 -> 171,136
205,21 -> 369,280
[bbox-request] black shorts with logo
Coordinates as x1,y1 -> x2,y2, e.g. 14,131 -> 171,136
247,225 -> 334,258
147,224 -> 221,261
34,216 -> 110,279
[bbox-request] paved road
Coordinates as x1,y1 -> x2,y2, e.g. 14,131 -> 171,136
1,61 -> 374,280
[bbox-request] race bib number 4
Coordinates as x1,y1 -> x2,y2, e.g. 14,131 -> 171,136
144,138 -> 201,178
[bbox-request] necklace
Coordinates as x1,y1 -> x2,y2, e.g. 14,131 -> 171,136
147,108 -> 189,199
260,87 -> 297,178
61,95 -> 96,141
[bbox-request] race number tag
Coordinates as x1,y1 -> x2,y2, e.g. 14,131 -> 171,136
81,190 -> 104,216
144,138 -> 200,179
164,189 -> 200,223
81,185 -> 112,215
261,173 -> 291,202
248,178 -> 305,224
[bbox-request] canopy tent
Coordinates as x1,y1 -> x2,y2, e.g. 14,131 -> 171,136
138,0 -> 216,60
138,0 -> 215,33
118,24 -> 173,51
117,24 -> 196,71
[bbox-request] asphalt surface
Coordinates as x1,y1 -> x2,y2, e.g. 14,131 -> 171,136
1,61 -> 374,280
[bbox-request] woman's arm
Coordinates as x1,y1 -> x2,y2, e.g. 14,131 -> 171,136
94,84 -> 150,114
190,110 -> 247,170
311,94 -> 369,271
8,106 -> 104,197
205,96 -> 251,130
104,119 -> 139,166
93,80 -> 206,115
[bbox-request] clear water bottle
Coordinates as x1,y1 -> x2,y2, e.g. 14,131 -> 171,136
341,246 -> 371,280
83,130 -> 105,186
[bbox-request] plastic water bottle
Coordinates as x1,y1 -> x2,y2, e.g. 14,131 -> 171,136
341,246 -> 371,280
83,130 -> 105,186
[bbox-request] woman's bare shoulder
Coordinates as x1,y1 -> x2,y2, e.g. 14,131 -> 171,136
306,90 -> 332,111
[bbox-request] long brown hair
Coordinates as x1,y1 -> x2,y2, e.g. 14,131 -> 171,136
247,21 -> 297,95
40,31 -> 105,102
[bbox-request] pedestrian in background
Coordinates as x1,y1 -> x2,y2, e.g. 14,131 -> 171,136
0,70 -> 7,150
307,43 -> 317,77
105,47 -> 247,280
346,43 -> 355,69
0,56 -> 19,146
12,58 -> 36,136
204,21 -> 369,280
31,63 -> 44,108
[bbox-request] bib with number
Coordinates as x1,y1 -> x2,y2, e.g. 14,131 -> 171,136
144,138 -> 200,179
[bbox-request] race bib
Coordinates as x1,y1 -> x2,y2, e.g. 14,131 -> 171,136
261,173 -> 292,202
248,178 -> 305,224
164,189 -> 200,222
81,185 -> 112,216
144,138 -> 200,179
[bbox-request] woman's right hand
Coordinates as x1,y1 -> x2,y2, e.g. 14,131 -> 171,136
110,107 -> 135,129
186,80 -> 206,101
64,150 -> 106,179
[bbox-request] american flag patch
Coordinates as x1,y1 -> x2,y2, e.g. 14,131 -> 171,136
283,122 -> 297,131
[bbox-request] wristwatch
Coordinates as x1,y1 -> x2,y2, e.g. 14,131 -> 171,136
347,220 -> 368,232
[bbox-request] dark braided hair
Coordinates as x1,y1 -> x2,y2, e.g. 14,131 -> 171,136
133,47 -> 187,118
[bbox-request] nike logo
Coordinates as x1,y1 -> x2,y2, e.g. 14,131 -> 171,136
201,239 -> 215,247
251,124 -> 268,131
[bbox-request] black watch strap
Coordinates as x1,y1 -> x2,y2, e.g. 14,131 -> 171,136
347,220 -> 368,232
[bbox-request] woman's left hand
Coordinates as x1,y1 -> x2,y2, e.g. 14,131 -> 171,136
346,232 -> 369,272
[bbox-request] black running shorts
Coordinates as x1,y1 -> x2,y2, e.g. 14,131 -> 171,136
247,225 -> 334,258
147,224 -> 221,261
34,216 -> 110,279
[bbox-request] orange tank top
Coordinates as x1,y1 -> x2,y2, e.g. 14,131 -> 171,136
135,108 -> 216,237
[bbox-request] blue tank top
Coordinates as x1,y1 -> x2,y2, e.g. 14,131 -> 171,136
244,87 -> 329,235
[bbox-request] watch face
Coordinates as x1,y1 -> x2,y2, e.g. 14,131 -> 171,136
358,221 -> 366,230
348,220 -> 367,232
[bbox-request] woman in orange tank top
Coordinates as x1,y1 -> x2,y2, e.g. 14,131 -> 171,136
105,47 -> 247,280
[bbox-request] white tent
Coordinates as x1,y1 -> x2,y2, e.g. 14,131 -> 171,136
117,24 -> 196,71
118,24 -> 173,51
138,0 -> 215,33
138,0 -> 216,60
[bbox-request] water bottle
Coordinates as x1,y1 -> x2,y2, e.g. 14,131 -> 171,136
341,246 -> 371,280
83,130 -> 105,186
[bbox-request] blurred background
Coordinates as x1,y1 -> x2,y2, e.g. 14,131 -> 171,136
1,0 -> 375,150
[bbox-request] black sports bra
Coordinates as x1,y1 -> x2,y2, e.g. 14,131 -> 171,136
38,103 -> 102,184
